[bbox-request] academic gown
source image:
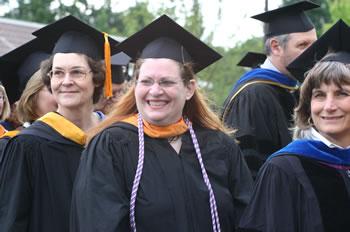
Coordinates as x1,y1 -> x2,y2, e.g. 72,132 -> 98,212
221,73 -> 297,179
238,153 -> 350,231
70,122 -> 253,232
0,112 -> 86,232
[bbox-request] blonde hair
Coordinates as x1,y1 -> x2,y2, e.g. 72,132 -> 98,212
16,70 -> 45,124
0,85 -> 11,120
87,59 -> 233,143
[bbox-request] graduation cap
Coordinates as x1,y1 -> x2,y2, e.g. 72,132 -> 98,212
110,52 -> 132,84
287,19 -> 350,82
251,1 -> 319,38
237,52 -> 266,69
32,15 -> 120,97
0,38 -> 53,104
115,14 -> 222,73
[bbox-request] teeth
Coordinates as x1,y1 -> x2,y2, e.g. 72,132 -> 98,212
322,116 -> 342,120
149,101 -> 167,106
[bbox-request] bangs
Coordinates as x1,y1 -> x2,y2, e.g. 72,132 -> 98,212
308,60 -> 350,90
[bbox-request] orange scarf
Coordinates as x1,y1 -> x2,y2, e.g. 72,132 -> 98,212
121,114 -> 188,138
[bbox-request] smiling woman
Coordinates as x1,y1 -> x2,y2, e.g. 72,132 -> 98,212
0,15 -> 119,232
238,20 -> 350,232
70,14 -> 253,232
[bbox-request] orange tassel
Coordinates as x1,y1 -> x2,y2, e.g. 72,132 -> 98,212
104,32 -> 112,98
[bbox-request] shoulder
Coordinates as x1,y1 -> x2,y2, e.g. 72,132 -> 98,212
90,122 -> 138,145
263,154 -> 304,177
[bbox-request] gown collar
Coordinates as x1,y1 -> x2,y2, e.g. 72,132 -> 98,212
121,114 -> 188,138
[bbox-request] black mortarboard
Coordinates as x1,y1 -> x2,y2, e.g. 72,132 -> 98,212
32,15 -> 119,60
252,1 -> 319,38
110,52 -> 132,84
237,52 -> 266,69
115,14 -> 222,73
0,38 -> 53,103
287,19 -> 350,82
32,15 -> 119,97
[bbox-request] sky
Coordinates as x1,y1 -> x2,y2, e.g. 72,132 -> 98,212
102,0 -> 283,48
1,0 -> 282,48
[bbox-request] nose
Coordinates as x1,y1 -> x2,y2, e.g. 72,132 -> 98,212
61,73 -> 74,85
324,95 -> 337,112
148,82 -> 164,96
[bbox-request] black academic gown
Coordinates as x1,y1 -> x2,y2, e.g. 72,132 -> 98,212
238,155 -> 350,232
221,78 -> 297,179
70,122 -> 253,232
0,112 -> 86,232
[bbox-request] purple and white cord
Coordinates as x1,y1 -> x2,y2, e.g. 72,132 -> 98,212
184,116 -> 221,232
129,113 -> 145,232
129,114 -> 221,232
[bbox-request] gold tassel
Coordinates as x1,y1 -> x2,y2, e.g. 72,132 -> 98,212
104,32 -> 112,98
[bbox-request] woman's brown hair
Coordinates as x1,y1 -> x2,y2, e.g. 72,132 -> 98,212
16,70 -> 46,124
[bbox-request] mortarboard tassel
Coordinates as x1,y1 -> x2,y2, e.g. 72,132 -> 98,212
104,32 -> 112,98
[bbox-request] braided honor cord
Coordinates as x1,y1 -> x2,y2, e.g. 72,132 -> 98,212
129,113 -> 145,232
184,116 -> 221,232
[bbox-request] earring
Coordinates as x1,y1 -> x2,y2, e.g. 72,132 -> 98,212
307,117 -> 314,126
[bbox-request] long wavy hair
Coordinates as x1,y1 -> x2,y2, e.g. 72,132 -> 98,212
87,59 -> 233,143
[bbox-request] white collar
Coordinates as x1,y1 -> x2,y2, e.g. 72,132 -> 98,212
23,122 -> 31,128
310,127 -> 350,149
260,57 -> 280,73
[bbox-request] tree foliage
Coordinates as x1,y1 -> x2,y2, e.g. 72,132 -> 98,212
322,0 -> 350,32
0,0 -> 262,106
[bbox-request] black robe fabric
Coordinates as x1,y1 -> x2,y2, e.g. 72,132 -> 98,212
70,122 -> 253,232
0,113 -> 85,232
221,78 -> 297,179
238,155 -> 350,232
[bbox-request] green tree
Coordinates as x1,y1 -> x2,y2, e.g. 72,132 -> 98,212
1,0 -> 55,23
197,37 -> 264,106
322,0 -> 350,32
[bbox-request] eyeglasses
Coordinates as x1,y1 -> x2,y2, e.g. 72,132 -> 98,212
48,69 -> 92,82
137,79 -> 183,88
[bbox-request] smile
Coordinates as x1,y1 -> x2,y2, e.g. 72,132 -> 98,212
321,116 -> 343,120
148,101 -> 168,106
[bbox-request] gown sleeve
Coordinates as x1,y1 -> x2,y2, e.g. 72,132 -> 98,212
227,140 -> 254,228
0,136 -> 34,231
238,156 -> 316,232
70,129 -> 130,232
223,84 -> 292,179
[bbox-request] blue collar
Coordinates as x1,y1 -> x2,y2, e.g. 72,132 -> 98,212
230,68 -> 297,94
268,140 -> 350,165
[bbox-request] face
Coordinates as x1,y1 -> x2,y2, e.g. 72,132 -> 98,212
279,29 -> 317,77
311,82 -> 350,146
94,83 -> 124,114
135,58 -> 195,126
50,53 -> 97,111
35,86 -> 58,118
0,91 -> 4,116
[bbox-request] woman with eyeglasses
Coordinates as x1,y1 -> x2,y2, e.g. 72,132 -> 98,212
70,15 -> 253,232
0,15 -> 118,232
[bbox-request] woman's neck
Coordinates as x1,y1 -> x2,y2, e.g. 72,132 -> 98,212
57,104 -> 99,131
